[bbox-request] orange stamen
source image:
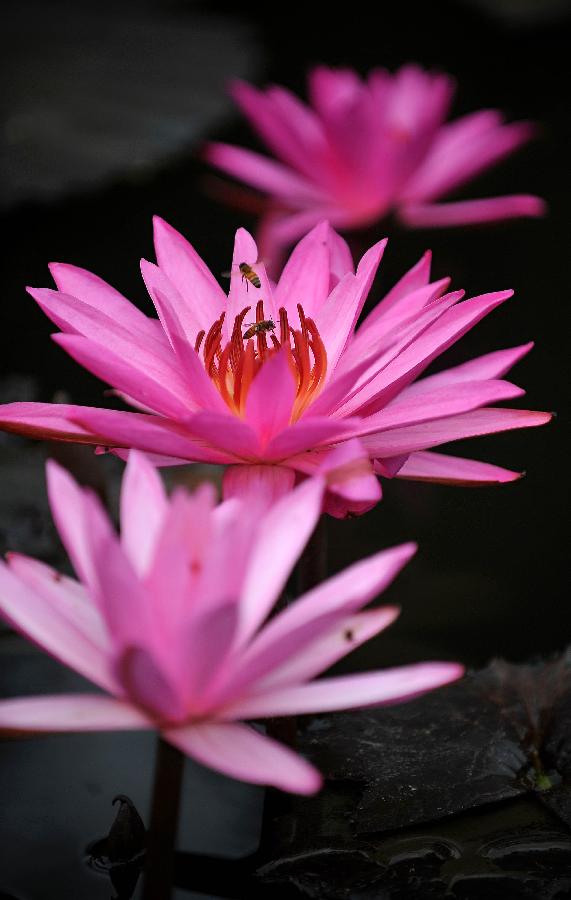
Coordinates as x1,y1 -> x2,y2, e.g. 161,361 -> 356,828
195,330 -> 205,353
197,300 -> 327,423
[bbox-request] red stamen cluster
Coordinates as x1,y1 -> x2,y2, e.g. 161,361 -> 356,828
196,300 -> 327,420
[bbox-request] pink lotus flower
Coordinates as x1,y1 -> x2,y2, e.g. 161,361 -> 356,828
0,218 -> 550,517
206,65 -> 545,259
0,452 -> 462,794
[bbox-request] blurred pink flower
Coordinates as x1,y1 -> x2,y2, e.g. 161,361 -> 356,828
0,219 -> 550,517
206,65 -> 545,259
0,452 -> 462,794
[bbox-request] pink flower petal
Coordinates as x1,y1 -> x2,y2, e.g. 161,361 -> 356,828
140,263 -> 229,414
120,451 -> 168,576
348,379 -> 526,438
258,207 -> 344,267
273,221 -> 341,320
205,142 -> 325,204
231,81 -> 309,174
0,694 -> 151,733
400,342 -> 534,398
237,477 -> 325,643
180,604 -> 239,708
6,553 -> 108,652
83,507 -> 156,661
28,286 -> 167,361
340,291 -> 514,416
336,279 -> 451,383
289,438 -> 382,518
400,195 -> 546,228
327,227 -> 355,287
140,258 -> 202,349
152,216 -> 226,331
404,118 -> 535,202
266,84 -> 330,172
190,493 -> 259,621
316,239 -> 387,377
313,291 -> 463,418
69,408 -> 238,464
356,250 -> 433,332
223,662 -> 464,718
0,560 -> 115,693
53,333 -> 192,420
236,542 -> 416,692
255,607 -> 401,690
46,459 -> 99,588
244,349 -> 296,446
360,407 -> 553,457
263,417 -> 356,461
232,80 -> 329,187
85,513 -> 182,708
108,448 -> 191,467
184,411 -> 261,459
223,464 -> 296,509
0,402 -> 110,444
48,262 -> 162,343
116,645 -> 187,722
396,450 -> 523,485
226,227 -> 277,336
163,720 -> 322,795
143,486 -> 217,651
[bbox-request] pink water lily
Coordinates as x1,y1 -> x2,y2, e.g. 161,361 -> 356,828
0,218 -> 550,517
206,65 -> 545,259
0,452 -> 462,794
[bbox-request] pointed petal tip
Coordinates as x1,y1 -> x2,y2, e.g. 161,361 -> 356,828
412,661 -> 465,691
518,194 -> 547,217
139,257 -> 157,280
381,604 -> 402,626
47,262 -> 68,284
25,285 -> 47,303
152,214 -> 167,231
125,448 -> 156,477
433,661 -> 465,685
399,541 -> 418,561
294,766 -> 323,796
45,456 -> 68,484
152,215 -> 182,247
235,225 -> 256,243
202,141 -> 224,163
229,77 -> 250,96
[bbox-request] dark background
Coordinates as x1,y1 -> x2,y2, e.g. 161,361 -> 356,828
0,1 -> 568,895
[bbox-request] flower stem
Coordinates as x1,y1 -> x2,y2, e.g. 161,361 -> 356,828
142,737 -> 185,900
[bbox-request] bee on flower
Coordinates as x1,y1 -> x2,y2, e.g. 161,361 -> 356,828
0,218 -> 551,518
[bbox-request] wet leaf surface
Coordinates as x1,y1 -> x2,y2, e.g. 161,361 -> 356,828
258,654 -> 571,899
